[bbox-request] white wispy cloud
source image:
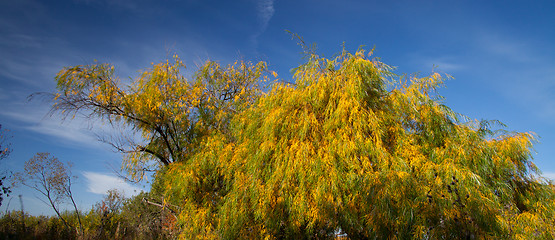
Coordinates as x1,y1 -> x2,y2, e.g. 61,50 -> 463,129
74,0 -> 139,11
476,32 -> 535,64
83,171 -> 142,198
416,56 -> 465,73
0,33 -> 43,49
443,29 -> 555,123
250,0 -> 275,48
0,100 -> 105,148
257,0 -> 275,31
541,172 -> 555,182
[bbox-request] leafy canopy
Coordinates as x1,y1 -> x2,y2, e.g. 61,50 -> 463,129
52,56 -> 271,181
161,48 -> 555,239
50,47 -> 555,239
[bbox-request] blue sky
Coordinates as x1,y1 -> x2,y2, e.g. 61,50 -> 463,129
1,0 -> 555,215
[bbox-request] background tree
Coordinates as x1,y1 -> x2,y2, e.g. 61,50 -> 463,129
84,189 -> 126,239
13,153 -> 83,236
117,191 -> 175,239
0,124 -> 12,207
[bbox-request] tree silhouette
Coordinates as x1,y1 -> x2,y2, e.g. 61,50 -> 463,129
0,124 -> 12,207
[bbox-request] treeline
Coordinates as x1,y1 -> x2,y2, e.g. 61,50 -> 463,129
0,191 -> 175,239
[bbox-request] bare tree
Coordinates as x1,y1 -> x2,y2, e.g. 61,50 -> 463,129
0,124 -> 12,206
14,152 -> 83,235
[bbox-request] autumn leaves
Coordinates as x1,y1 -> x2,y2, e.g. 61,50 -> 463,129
50,48 -> 555,238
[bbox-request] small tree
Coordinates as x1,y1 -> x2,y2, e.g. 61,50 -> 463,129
95,189 -> 125,215
14,152 -> 83,235
0,124 -> 12,207
88,189 -> 126,239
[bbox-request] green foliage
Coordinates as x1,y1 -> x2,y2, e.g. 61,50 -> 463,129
120,191 -> 177,239
0,211 -> 77,240
0,191 -> 178,240
80,189 -> 125,239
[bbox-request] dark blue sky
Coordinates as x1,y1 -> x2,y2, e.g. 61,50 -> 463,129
1,0 -> 555,215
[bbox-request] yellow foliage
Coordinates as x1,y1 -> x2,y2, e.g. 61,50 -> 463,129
52,55 -> 271,181
52,47 -> 555,239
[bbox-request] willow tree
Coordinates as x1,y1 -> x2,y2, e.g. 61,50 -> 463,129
160,49 -> 555,239
50,56 -> 269,180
